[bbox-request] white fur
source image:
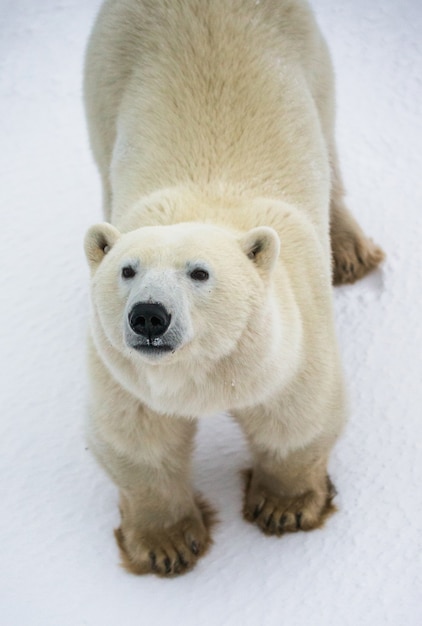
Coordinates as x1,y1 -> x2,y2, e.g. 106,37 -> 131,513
83,0 -> 347,562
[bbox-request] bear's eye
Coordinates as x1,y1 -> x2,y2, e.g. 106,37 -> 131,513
121,266 -> 136,279
190,268 -> 209,282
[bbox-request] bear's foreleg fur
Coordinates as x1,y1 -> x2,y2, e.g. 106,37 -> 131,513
87,342 -> 215,576
234,409 -> 338,536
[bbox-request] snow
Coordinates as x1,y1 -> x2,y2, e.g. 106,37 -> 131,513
1,1 -> 421,624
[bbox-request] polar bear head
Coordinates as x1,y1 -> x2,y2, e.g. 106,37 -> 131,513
84,221 -> 280,370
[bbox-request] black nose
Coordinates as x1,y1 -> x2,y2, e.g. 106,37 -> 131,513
128,302 -> 171,338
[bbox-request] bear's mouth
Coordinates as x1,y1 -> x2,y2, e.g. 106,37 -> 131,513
132,343 -> 174,354
131,343 -> 174,355
125,323 -> 181,359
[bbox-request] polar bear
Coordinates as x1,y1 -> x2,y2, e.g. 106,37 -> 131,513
83,0 -> 383,577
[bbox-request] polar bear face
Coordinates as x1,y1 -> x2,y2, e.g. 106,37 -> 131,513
84,222 -> 280,368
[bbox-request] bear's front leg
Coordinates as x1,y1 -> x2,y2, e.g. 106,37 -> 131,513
115,480 -> 215,577
87,347 -> 215,576
234,408 -> 338,536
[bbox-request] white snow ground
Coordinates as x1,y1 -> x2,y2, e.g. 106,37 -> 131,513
1,0 -> 421,624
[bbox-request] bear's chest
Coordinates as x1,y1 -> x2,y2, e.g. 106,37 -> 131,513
134,354 -> 283,419
136,366 -> 237,418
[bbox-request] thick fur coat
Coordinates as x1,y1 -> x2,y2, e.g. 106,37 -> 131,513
83,0 -> 383,576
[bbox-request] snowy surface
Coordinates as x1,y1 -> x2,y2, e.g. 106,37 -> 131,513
1,1 -> 421,624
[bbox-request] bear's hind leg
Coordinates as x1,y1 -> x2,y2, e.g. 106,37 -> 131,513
329,149 -> 385,285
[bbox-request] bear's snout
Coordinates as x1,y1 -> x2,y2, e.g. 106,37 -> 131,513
128,302 -> 171,339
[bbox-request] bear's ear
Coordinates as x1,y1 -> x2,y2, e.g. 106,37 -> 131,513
84,223 -> 121,269
239,226 -> 280,275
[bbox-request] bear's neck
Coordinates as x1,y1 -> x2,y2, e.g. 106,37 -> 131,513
115,182 -> 330,255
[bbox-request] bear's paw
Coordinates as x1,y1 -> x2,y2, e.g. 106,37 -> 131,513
242,469 -> 336,536
114,496 -> 216,577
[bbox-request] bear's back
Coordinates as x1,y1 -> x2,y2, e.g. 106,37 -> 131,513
85,0 -> 331,230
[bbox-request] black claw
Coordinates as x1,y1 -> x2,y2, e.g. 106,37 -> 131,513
190,541 -> 199,555
178,553 -> 189,568
278,514 -> 287,530
253,504 -> 263,520
149,551 -> 157,571
295,513 -> 302,530
265,513 -> 274,529
326,476 -> 337,499
164,557 -> 172,574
